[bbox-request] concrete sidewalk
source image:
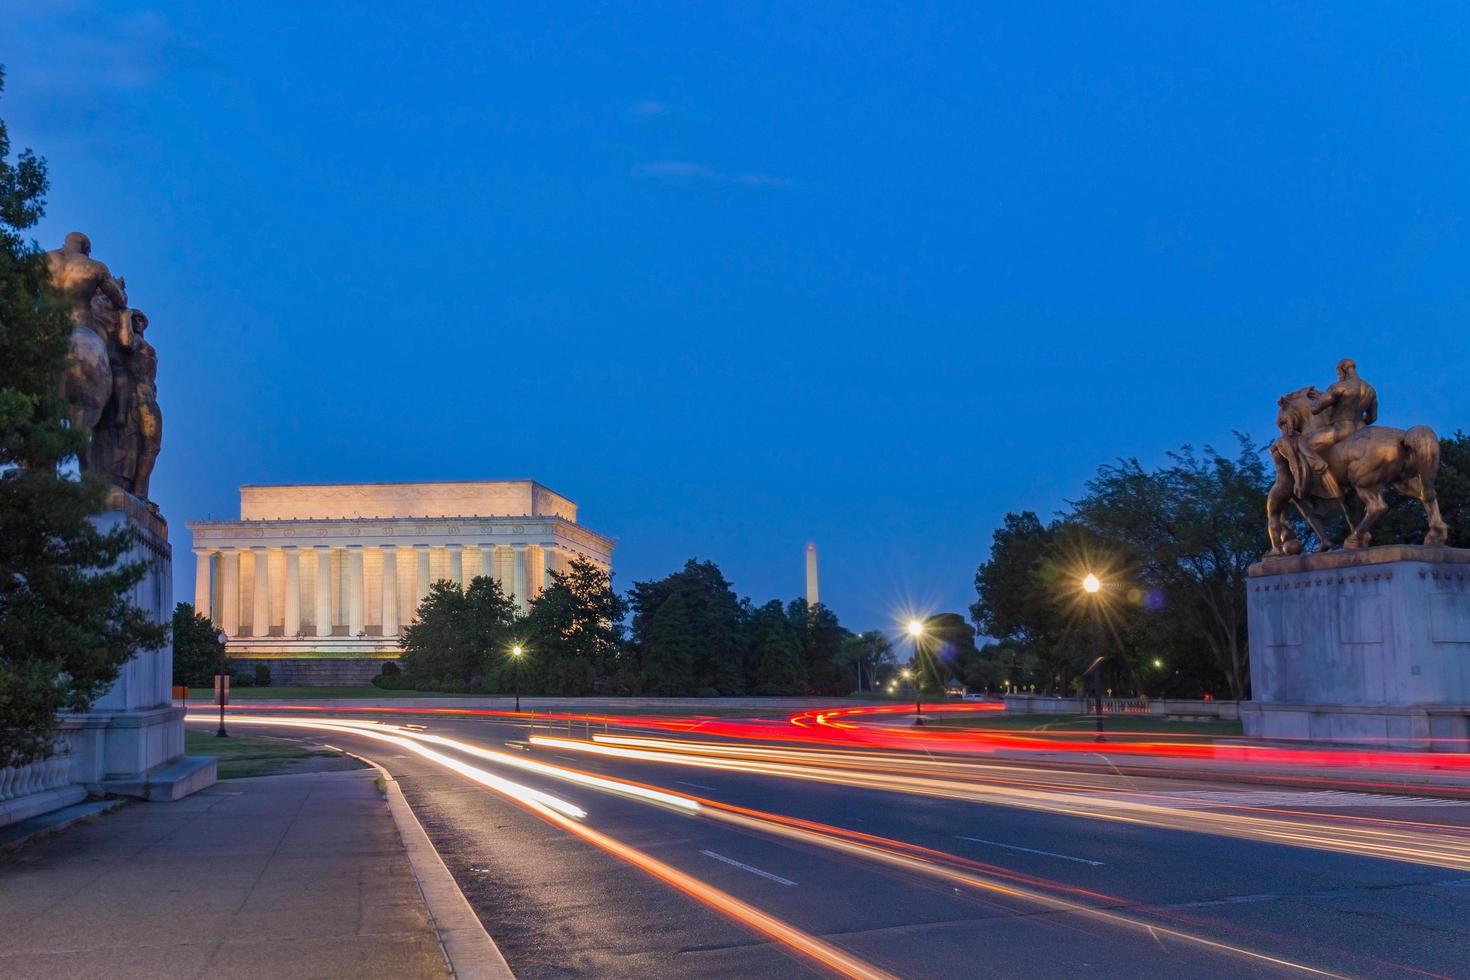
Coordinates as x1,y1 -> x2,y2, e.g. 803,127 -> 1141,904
0,770 -> 452,979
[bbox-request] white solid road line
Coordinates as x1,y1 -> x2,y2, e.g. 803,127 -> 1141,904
700,849 -> 798,886
955,835 -> 1105,867
676,780 -> 718,791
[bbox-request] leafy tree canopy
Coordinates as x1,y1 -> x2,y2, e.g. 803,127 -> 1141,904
172,603 -> 223,688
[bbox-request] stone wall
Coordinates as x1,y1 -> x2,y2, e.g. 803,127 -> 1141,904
237,657 -> 395,687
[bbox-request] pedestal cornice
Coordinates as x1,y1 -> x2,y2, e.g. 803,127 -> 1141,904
1249,545 -> 1470,578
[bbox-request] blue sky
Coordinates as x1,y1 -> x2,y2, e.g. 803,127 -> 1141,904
5,2 -> 1468,631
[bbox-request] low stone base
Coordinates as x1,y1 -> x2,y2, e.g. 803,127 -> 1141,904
1241,701 -> 1470,752
232,656 -> 395,686
0,785 -> 88,829
102,755 -> 217,802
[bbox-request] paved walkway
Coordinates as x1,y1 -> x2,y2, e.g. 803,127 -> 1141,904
0,770 -> 451,979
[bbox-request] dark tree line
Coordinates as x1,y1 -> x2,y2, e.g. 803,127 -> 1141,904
392,556 -> 890,696
969,433 -> 1470,701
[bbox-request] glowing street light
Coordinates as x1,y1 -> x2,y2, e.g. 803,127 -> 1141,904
907,620 -> 926,726
511,643 -> 525,713
1082,572 -> 1105,742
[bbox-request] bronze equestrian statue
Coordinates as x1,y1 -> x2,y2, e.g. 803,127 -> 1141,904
1266,359 -> 1448,556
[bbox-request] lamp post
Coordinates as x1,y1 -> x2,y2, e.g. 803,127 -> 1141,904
1082,573 -> 1105,742
907,620 -> 926,725
511,644 -> 524,713
214,628 -> 229,738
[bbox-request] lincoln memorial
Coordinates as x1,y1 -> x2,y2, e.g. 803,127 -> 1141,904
186,480 -> 615,683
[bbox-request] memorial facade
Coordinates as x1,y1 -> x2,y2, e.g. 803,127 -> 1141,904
186,480 -> 615,682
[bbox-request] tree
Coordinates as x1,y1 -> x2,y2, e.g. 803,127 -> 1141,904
638,592 -> 697,695
1070,437 -> 1269,699
399,577 -> 518,686
629,560 -> 745,695
0,70 -> 165,768
971,513 -> 1066,651
970,512 -> 1100,693
747,600 -> 804,695
521,556 -> 625,695
921,612 -> 978,691
172,603 -> 223,687
787,599 -> 849,694
837,631 -> 893,692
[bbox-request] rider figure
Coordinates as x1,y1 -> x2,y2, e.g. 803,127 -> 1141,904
1295,358 -> 1378,499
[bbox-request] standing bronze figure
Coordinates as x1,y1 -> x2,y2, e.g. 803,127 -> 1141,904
1266,359 -> 1448,556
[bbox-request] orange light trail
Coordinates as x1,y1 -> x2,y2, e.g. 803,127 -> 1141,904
186,714 -> 893,980
198,714 -> 1354,975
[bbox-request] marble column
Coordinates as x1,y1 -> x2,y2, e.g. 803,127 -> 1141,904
220,549 -> 240,636
414,546 -> 430,620
528,545 -> 547,601
512,544 -> 528,614
315,546 -> 333,637
193,551 -> 213,621
251,547 -> 270,638
283,547 -> 301,637
480,545 -> 496,590
380,546 -> 400,637
347,546 -> 365,636
493,546 -> 511,596
447,546 -> 463,589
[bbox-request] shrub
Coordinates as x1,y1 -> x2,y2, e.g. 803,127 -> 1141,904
253,663 -> 271,687
232,671 -> 255,688
381,661 -> 401,677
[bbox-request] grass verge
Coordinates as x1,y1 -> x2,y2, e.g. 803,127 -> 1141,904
185,730 -> 364,778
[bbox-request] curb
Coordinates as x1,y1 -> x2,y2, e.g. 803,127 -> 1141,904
348,753 -> 515,979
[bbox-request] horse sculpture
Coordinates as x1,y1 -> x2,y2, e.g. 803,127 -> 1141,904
1266,385 -> 1448,556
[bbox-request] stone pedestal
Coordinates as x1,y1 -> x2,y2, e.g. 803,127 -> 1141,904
1242,545 -> 1470,751
75,490 -> 214,799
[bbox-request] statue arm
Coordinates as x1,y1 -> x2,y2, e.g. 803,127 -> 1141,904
1363,391 -> 1378,425
1310,388 -> 1339,415
99,274 -> 128,310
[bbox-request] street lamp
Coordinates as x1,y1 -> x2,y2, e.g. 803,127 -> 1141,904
511,644 -> 524,713
1082,572 -> 1105,742
214,628 -> 229,738
907,620 -> 926,725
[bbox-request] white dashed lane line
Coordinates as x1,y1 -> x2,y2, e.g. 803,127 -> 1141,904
955,835 -> 1105,867
700,849 -> 798,886
675,779 -> 718,792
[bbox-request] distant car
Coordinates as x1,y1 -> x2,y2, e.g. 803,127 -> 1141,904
962,692 -> 996,702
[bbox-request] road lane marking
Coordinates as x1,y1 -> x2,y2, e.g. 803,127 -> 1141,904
700,849 -> 797,885
676,779 -> 717,791
955,835 -> 1104,866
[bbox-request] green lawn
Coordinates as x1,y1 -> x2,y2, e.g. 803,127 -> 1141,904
183,685 -> 464,701
918,711 -> 1243,737
185,730 -> 365,778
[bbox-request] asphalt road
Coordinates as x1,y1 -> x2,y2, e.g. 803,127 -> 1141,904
207,710 -> 1470,979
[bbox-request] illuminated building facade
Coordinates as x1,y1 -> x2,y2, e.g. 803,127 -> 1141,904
186,480 -> 614,681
